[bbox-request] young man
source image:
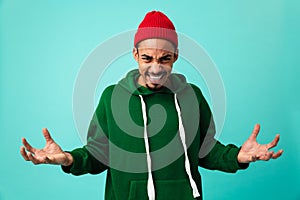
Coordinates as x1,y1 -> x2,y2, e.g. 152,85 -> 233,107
20,11 -> 283,200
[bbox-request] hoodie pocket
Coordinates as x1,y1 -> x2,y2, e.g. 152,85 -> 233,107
128,179 -> 196,200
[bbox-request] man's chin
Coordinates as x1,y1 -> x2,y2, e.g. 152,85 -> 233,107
146,83 -> 163,91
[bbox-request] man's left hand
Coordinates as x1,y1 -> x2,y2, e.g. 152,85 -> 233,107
237,124 -> 283,163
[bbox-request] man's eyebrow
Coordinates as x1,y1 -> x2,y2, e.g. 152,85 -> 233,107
141,54 -> 152,58
141,54 -> 172,57
159,54 -> 172,59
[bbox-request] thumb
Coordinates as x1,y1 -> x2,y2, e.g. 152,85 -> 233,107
42,128 -> 54,143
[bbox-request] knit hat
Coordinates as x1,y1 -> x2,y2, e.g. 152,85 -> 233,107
134,11 -> 178,48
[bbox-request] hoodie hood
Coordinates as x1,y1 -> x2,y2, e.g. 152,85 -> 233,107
118,69 -> 190,96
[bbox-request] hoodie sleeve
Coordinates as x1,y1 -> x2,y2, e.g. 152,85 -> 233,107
190,84 -> 249,173
61,86 -> 113,175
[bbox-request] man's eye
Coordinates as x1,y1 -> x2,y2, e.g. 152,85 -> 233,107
142,57 -> 152,62
160,58 -> 171,63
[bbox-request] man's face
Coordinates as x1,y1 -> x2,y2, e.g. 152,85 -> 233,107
133,38 -> 178,90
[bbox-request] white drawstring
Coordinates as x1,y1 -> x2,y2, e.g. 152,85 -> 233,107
174,94 -> 200,198
139,94 -> 200,199
139,95 -> 155,200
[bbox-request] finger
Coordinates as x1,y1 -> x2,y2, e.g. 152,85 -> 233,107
20,146 -> 30,161
263,151 -> 273,161
256,151 -> 272,161
250,155 -> 258,162
44,156 -> 51,164
27,152 -> 38,164
267,134 -> 280,149
272,149 -> 283,159
45,155 -> 57,165
27,152 -> 46,165
44,155 -> 62,165
42,128 -> 54,144
249,124 -> 260,141
22,138 -> 36,153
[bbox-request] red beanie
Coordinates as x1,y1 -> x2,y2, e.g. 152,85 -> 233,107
134,11 -> 178,48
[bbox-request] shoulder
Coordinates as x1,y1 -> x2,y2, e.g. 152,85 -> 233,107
188,83 -> 205,100
189,83 -> 201,93
101,85 -> 116,98
94,85 -> 116,113
96,85 -> 117,106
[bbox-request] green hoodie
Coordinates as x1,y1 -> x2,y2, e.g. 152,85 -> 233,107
62,69 -> 248,200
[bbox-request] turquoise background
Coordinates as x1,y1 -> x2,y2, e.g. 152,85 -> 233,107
1,1 -> 299,200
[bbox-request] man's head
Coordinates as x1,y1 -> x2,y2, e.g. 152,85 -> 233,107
133,11 -> 178,90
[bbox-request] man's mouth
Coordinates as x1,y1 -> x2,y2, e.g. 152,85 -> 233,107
147,72 -> 166,84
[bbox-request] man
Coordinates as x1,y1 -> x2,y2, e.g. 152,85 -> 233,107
20,11 -> 283,200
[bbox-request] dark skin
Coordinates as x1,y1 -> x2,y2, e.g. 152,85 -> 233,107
133,38 -> 178,90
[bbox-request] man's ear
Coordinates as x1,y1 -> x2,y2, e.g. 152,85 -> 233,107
173,48 -> 179,63
133,47 -> 139,62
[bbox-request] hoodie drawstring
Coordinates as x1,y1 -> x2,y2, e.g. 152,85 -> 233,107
139,95 -> 155,200
139,94 -> 200,200
174,94 -> 200,198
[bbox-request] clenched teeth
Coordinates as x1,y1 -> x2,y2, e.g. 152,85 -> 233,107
149,74 -> 163,80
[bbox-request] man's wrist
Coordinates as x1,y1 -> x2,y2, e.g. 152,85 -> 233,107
62,152 -> 74,166
237,149 -> 250,164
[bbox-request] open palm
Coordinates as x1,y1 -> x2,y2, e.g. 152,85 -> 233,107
238,124 -> 283,163
20,128 -> 73,166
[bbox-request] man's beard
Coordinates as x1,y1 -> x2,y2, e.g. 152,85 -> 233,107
146,83 -> 163,91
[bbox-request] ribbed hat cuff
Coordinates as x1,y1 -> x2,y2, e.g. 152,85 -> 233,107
134,27 -> 178,48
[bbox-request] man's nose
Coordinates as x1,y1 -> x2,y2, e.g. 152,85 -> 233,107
149,63 -> 162,74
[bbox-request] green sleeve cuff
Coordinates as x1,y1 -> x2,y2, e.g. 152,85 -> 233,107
61,147 -> 107,175
60,149 -> 89,176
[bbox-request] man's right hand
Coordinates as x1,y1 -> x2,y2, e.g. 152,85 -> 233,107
20,128 -> 73,166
